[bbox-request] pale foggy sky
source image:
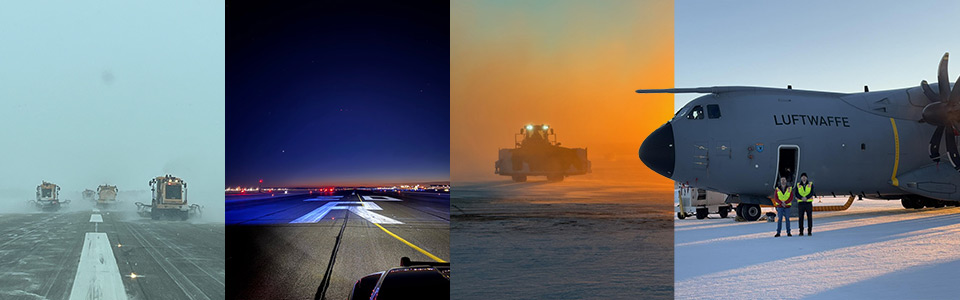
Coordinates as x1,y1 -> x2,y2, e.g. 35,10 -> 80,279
0,1 -> 224,220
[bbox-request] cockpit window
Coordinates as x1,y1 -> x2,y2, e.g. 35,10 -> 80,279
686,105 -> 704,120
707,104 -> 721,119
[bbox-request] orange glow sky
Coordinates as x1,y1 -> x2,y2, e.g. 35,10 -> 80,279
451,0 -> 675,187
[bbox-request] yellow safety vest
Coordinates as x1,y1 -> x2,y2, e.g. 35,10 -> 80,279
796,182 -> 813,201
776,186 -> 792,207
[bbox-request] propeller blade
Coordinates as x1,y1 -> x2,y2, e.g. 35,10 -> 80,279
930,126 -> 945,162
946,125 -> 960,171
921,80 -> 940,102
938,53 -> 950,103
951,75 -> 960,104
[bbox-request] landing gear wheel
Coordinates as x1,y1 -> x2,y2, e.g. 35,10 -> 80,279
718,206 -> 730,218
695,207 -> 708,219
912,198 -> 924,209
740,204 -> 761,221
735,205 -> 743,218
511,175 -> 527,182
902,197 -> 923,209
677,212 -> 686,220
546,174 -> 564,182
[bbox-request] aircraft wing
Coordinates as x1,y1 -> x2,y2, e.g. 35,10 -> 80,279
636,86 -> 848,97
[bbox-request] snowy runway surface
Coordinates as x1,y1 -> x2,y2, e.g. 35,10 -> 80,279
452,167 -> 674,299
0,209 -> 225,300
675,198 -> 960,299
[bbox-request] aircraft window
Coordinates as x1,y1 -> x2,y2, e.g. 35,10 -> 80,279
686,105 -> 704,120
707,104 -> 721,119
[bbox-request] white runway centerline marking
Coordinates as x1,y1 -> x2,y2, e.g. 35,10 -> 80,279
360,195 -> 402,201
290,201 -> 402,224
303,196 -> 345,202
89,214 -> 103,223
69,232 -> 128,300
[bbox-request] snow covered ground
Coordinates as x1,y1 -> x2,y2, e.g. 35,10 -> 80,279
675,197 -> 960,299
451,163 -> 675,299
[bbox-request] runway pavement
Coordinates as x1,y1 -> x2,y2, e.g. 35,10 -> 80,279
225,190 -> 449,300
0,207 -> 225,300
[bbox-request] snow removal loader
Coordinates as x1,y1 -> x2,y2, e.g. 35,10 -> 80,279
32,181 -> 69,211
495,124 -> 591,182
136,175 -> 201,220
82,189 -> 96,202
96,184 -> 118,208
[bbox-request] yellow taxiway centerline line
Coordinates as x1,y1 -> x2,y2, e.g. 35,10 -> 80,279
361,193 -> 446,262
374,222 -> 447,263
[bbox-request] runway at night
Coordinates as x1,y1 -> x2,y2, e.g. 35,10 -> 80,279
225,190 -> 449,299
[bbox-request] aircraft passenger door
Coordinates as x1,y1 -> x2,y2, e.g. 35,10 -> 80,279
775,145 -> 800,185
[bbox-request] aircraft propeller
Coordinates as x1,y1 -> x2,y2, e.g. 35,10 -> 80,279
920,52 -> 960,171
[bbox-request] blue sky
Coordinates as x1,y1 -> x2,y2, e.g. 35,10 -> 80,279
675,0 -> 960,111
225,1 -> 450,187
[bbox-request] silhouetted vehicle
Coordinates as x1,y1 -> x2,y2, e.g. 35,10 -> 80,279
495,124 -> 591,182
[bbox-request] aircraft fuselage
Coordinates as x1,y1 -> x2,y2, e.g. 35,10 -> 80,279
640,85 -> 960,205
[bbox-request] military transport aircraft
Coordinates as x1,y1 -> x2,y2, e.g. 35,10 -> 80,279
638,53 -> 960,221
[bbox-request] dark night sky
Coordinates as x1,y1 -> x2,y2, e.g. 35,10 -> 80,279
226,1 -> 449,187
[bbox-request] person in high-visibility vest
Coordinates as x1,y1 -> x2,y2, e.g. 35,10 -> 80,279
796,173 -> 814,236
774,176 -> 793,237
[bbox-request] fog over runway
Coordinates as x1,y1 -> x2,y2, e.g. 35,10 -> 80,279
225,190 -> 449,300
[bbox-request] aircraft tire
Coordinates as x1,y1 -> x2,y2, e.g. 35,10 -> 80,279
741,204 -> 761,221
677,212 -> 686,220
901,197 -> 922,209
718,206 -> 729,218
546,174 -> 564,182
695,207 -> 708,219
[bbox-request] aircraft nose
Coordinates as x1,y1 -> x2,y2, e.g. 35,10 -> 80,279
639,122 -> 675,178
